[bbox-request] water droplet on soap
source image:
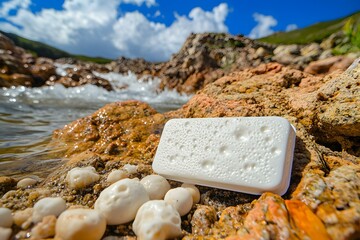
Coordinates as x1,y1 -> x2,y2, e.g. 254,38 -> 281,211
219,145 -> 228,154
260,125 -> 270,133
169,155 -> 176,163
271,147 -> 281,155
250,162 -> 256,169
233,128 -> 248,141
264,136 -> 272,143
201,159 -> 214,171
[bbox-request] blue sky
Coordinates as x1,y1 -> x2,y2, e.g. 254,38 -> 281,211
0,0 -> 358,61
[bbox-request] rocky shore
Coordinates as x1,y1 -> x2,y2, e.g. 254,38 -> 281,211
0,32 -> 357,93
0,30 -> 359,239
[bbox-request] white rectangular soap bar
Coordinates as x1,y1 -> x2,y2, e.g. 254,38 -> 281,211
152,117 -> 296,195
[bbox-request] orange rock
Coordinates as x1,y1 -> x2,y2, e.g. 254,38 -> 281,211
304,56 -> 353,75
285,200 -> 330,240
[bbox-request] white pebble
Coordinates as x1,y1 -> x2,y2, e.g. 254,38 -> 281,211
94,178 -> 149,225
66,166 -> 100,190
0,227 -> 12,240
32,197 -> 66,223
164,187 -> 193,216
123,164 -> 137,174
133,200 -> 182,240
55,208 -> 106,240
140,175 -> 171,200
17,178 -> 37,188
0,208 -> 12,228
181,183 -> 201,204
106,169 -> 128,184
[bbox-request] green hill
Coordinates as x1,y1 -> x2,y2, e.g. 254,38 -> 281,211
0,30 -> 112,64
259,11 -> 360,46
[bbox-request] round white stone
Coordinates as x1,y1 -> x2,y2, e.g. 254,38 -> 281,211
66,166 -> 100,190
17,178 -> 37,189
32,197 -> 66,223
55,208 -> 106,240
94,178 -> 149,225
140,175 -> 171,200
164,187 -> 193,216
0,208 -> 13,228
123,164 -> 137,174
0,227 -> 12,240
181,183 -> 201,204
133,200 -> 182,240
106,169 -> 128,184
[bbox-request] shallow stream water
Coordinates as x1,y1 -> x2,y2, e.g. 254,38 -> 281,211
0,65 -> 191,178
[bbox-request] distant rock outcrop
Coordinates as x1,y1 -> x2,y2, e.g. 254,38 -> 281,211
149,32 -> 356,93
0,33 -> 113,90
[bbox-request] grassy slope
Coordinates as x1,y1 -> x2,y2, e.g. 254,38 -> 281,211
0,30 -> 112,64
259,11 -> 360,45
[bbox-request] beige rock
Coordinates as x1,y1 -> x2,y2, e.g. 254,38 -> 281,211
31,215 -> 56,239
13,208 -> 33,229
304,56 -> 353,75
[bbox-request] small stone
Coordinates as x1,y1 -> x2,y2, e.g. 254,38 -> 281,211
66,166 -> 100,190
123,164 -> 137,174
94,178 -> 149,225
164,187 -> 193,216
133,200 -> 182,240
191,205 -> 217,235
13,208 -> 33,229
0,208 -> 13,228
140,175 -> 170,200
181,183 -> 201,204
0,227 -> 12,240
17,178 -> 37,189
106,169 -> 128,184
55,208 -> 106,240
31,215 -> 56,239
32,197 -> 66,223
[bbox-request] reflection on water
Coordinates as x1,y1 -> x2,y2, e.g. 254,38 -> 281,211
0,69 -> 191,178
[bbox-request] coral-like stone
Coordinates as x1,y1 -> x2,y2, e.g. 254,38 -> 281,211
94,178 -> 149,225
133,200 -> 182,240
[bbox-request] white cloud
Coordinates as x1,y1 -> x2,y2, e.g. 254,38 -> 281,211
286,24 -> 298,32
111,3 -> 228,61
154,10 -> 161,17
0,0 -> 229,61
122,0 -> 156,7
0,0 -> 30,17
248,13 -> 277,39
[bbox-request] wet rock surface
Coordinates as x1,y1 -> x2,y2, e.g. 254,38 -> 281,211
0,33 -> 113,90
1,58 -> 359,239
